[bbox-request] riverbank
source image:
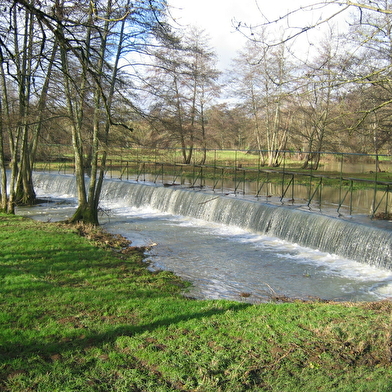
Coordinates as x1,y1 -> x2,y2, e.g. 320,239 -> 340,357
1,214 -> 392,391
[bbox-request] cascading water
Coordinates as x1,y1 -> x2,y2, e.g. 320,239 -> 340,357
20,172 -> 392,302
35,172 -> 392,268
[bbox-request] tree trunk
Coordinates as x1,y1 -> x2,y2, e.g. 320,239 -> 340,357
0,99 -> 7,212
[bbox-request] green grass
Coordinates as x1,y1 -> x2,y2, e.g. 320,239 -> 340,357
1,214 -> 392,391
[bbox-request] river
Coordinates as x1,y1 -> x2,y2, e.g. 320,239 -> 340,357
16,173 -> 392,303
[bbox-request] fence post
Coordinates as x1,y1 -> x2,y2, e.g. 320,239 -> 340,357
339,153 -> 344,207
234,149 -> 238,195
281,150 -> 286,202
371,154 -> 378,217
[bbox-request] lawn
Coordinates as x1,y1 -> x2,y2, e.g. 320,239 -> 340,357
1,214 -> 392,391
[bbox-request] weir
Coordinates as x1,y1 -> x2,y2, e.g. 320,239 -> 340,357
33,172 -> 392,270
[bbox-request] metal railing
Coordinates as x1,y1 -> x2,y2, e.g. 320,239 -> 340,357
36,146 -> 392,218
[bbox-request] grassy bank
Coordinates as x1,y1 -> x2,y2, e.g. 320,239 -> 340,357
1,214 -> 392,391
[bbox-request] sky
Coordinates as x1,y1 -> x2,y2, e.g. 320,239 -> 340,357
167,0 -> 350,71
168,0 -> 263,70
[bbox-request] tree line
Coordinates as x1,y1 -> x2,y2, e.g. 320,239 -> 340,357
1,0 -> 392,223
116,1 -> 392,170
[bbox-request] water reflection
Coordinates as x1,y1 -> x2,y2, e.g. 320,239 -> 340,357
118,172 -> 387,217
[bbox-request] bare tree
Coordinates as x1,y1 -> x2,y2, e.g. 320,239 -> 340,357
57,0 -> 172,224
0,91 -> 6,212
343,1 -> 392,150
229,32 -> 295,166
293,28 -> 348,169
206,104 -> 250,149
0,0 -> 59,212
233,0 -> 392,161
147,26 -> 220,164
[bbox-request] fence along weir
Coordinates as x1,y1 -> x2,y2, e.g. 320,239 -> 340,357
41,147 -> 392,218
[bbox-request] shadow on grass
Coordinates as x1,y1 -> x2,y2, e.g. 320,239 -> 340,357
0,219 -> 251,384
0,247 -> 133,294
0,301 -> 250,362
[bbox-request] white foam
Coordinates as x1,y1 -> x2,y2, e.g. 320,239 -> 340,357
129,211 -> 392,293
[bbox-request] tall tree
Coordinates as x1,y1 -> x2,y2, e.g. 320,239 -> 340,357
58,0 -> 172,224
293,27 -> 347,169
342,0 -> 392,161
229,34 -> 294,166
147,26 -> 220,163
0,0 -> 59,212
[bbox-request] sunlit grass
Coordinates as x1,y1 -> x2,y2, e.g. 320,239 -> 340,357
1,214 -> 392,391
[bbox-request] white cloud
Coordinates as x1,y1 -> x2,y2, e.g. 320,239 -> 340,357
168,0 -> 262,70
167,0 -> 350,71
